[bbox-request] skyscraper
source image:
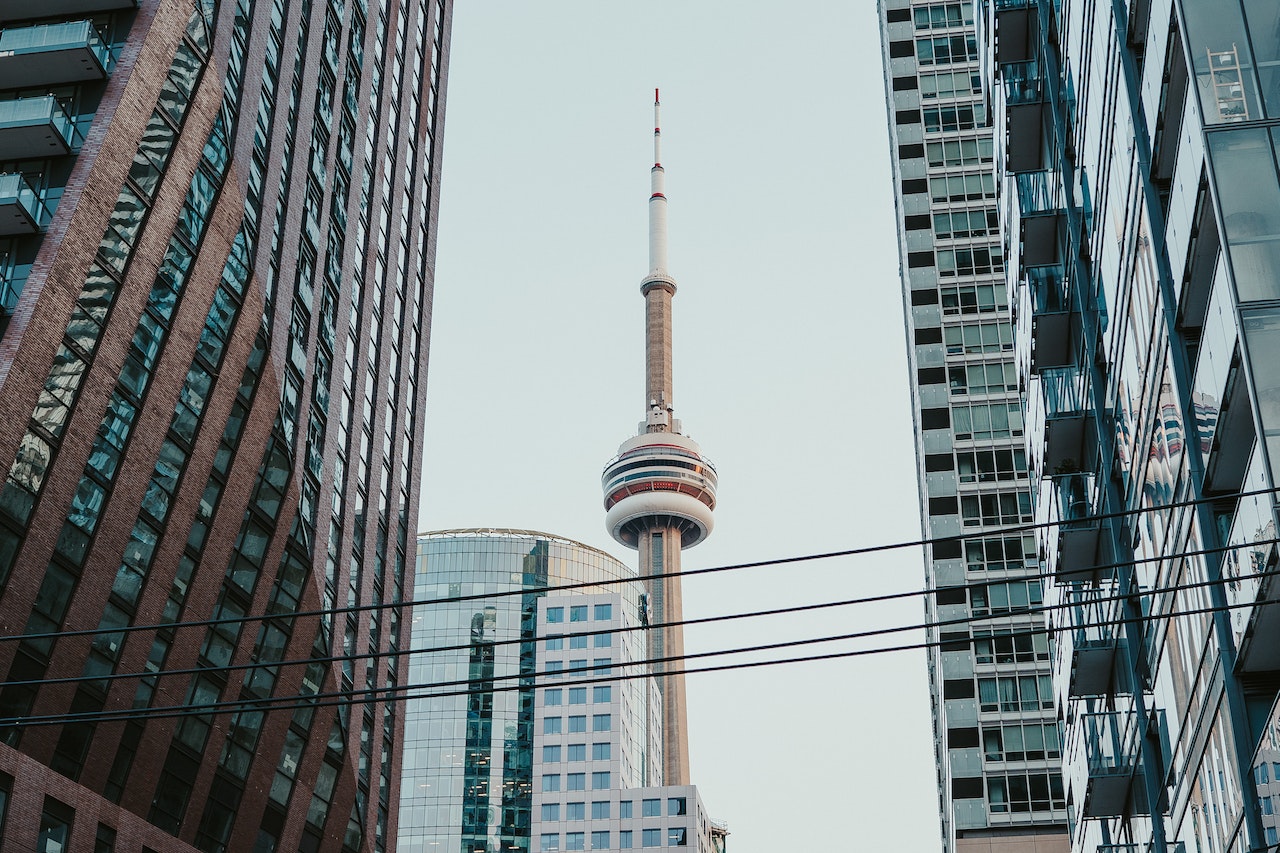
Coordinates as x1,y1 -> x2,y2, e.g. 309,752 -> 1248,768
879,2 -> 1068,850
601,91 -> 717,789
991,0 -> 1280,851
0,0 -> 450,850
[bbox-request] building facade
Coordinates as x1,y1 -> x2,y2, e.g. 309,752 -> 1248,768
879,2 -> 1069,851
399,530 -> 726,853
989,0 -> 1280,851
0,0 -> 450,850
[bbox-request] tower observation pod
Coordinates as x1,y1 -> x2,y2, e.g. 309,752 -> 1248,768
601,90 -> 716,787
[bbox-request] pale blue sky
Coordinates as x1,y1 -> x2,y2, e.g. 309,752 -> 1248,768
419,3 -> 943,850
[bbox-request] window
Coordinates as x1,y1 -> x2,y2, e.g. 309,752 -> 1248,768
566,833 -> 585,851
987,771 -> 1066,812
567,773 -> 586,791
594,658 -> 612,674
546,607 -> 564,623
942,281 -> 1008,315
970,579 -> 1043,616
642,829 -> 661,848
620,801 -> 633,819
934,208 -> 999,241
593,742 -> 611,760
568,743 -> 586,762
570,606 -> 587,622
546,636 -> 564,651
593,686 -> 611,703
542,775 -> 561,792
642,799 -> 661,817
545,689 -> 563,706
544,717 -> 563,735
978,673 -> 1055,712
982,722 -> 1061,761
923,103 -> 986,133
668,828 -> 688,847
949,363 -> 1018,397
545,661 -> 564,679
937,246 -> 1004,278
950,401 -> 1024,441
594,604 -> 611,620
956,449 -> 1028,482
591,831 -> 610,850
920,70 -> 983,100
566,802 -> 585,821
569,688 -> 587,705
961,490 -> 1033,526
965,535 -> 1036,572
668,797 -> 686,816
543,745 -> 562,763
913,2 -> 974,30
929,171 -> 995,203
570,634 -> 588,650
619,831 -> 633,849
594,632 -> 612,648
592,714 -> 611,732
943,319 -> 1012,354
569,716 -> 587,733
569,659 -> 587,674
542,804 -> 560,821
38,799 -> 74,853
591,772 -> 611,789
541,833 -> 560,852
916,34 -> 979,66
592,801 -> 610,819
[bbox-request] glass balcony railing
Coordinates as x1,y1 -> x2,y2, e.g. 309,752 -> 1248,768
1029,263 -> 1068,313
1041,365 -> 1087,418
0,96 -> 78,158
1004,61 -> 1045,105
1079,709 -> 1142,818
1016,170 -> 1060,216
0,172 -> 45,235
0,20 -> 112,86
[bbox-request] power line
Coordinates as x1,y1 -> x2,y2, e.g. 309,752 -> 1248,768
4,555 -> 1275,729
7,480 -> 1273,655
7,532 -> 1271,695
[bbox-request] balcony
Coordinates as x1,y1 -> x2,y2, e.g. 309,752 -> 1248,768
1004,62 -> 1047,172
1098,845 -> 1185,853
0,97 -> 77,160
1079,710 -> 1142,818
1029,264 -> 1075,372
1041,366 -> 1089,472
0,21 -> 112,89
0,0 -> 133,22
0,173 -> 44,235
1054,584 -> 1121,696
1050,470 -> 1107,584
995,0 -> 1038,65
1016,170 -> 1064,266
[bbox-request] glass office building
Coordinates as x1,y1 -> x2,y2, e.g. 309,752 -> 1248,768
399,530 -> 728,853
0,0 -> 451,849
987,0 -> 1280,851
879,2 -> 1069,850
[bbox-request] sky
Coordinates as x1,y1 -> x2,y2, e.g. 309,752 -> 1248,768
417,3 -> 944,851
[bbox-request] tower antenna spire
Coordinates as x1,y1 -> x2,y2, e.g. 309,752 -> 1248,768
649,88 -> 668,280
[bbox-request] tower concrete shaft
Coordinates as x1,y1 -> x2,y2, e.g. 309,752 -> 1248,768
639,526 -> 690,786
602,90 -> 716,790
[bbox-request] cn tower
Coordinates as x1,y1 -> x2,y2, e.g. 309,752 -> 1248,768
601,91 -> 718,787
